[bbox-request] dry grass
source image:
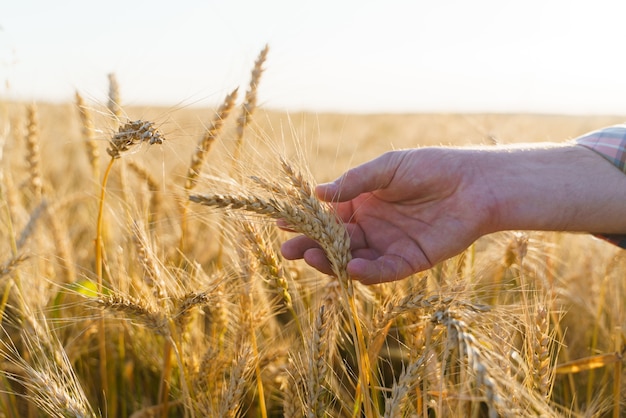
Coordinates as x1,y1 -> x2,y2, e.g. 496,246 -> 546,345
0,47 -> 624,418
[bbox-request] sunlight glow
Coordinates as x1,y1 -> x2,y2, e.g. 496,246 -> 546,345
3,0 -> 626,114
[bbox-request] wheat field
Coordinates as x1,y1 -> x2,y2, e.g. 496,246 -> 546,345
0,48 -> 624,417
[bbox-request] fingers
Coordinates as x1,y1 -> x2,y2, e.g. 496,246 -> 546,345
303,248 -> 334,275
347,256 -> 417,285
316,151 -> 404,202
280,235 -> 320,260
281,235 -> 421,284
280,238 -> 335,275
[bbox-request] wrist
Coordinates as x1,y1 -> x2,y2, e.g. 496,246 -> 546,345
474,143 -> 626,234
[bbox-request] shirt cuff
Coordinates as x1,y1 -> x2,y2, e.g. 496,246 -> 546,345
574,125 -> 626,248
574,124 -> 626,174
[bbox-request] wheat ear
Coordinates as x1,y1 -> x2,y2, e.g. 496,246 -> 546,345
233,44 -> 269,162
75,92 -> 100,180
172,291 -> 211,331
281,364 -> 304,418
185,87 -> 239,192
0,254 -> 28,280
384,354 -> 428,418
531,305 -> 552,397
179,87 -> 238,255
97,293 -> 168,335
306,303 -> 331,418
434,308 -> 503,418
215,45 -> 269,266
433,305 -> 557,417
107,120 -> 165,159
218,344 -> 253,418
25,104 -> 43,202
107,73 -> 122,119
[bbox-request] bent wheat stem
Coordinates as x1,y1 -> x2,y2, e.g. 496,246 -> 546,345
95,155 -> 115,405
96,120 -> 165,414
96,157 -> 115,290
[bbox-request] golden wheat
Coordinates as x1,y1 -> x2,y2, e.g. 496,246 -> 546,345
234,44 -> 269,156
74,91 -> 100,180
0,44 -> 624,418
185,87 -> 239,192
25,104 -> 43,201
97,293 -> 168,335
107,119 -> 165,159
108,72 -> 122,119
306,303 -> 331,418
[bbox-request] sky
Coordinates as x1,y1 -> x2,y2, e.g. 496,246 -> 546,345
2,0 -> 626,114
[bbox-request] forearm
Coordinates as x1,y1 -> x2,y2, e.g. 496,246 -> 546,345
472,143 -> 626,235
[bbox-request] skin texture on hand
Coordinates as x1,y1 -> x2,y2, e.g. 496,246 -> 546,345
280,144 -> 626,284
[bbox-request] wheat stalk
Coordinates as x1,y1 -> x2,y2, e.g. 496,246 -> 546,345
97,120 -> 166,286
95,119 -> 165,415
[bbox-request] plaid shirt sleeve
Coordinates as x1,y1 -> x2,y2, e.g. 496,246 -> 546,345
575,124 -> 626,248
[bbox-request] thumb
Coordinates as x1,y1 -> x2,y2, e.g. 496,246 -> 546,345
315,151 -> 403,202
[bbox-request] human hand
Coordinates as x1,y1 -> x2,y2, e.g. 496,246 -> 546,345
280,147 -> 494,284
